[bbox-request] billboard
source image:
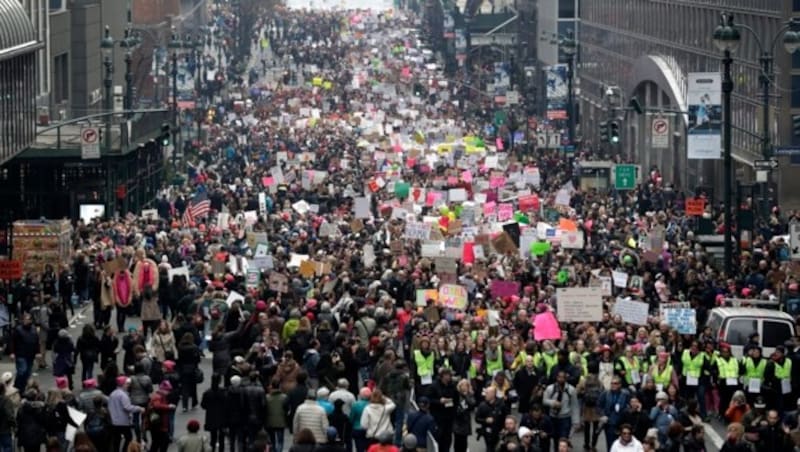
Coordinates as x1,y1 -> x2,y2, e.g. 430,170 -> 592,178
546,64 -> 568,117
687,72 -> 722,160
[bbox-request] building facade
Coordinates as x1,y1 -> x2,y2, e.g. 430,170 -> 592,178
0,0 -> 41,164
578,1 -> 798,207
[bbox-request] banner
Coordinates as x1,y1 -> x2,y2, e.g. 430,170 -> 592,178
546,64 -> 568,117
555,287 -> 603,322
687,73 -> 722,160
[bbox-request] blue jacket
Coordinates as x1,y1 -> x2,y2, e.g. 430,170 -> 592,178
405,409 -> 437,442
597,389 -> 631,427
649,405 -> 679,444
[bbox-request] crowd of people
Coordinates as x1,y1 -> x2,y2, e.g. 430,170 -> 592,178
2,2 -> 800,452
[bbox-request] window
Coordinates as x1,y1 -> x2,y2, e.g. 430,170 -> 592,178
762,321 -> 793,348
793,51 -> 800,70
793,76 -> 800,109
49,0 -> 63,10
558,0 -> 575,19
53,54 -> 68,104
725,318 -> 756,345
795,0 -> 800,12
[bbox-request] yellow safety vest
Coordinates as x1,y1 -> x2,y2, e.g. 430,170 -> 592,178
486,346 -> 504,376
512,351 -> 529,371
652,364 -> 672,388
775,359 -> 792,380
570,351 -> 588,376
681,350 -> 704,378
620,357 -> 641,385
716,356 -> 740,380
744,357 -> 766,385
414,350 -> 434,379
541,352 -> 558,375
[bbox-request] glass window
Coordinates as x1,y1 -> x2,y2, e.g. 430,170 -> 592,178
725,318 -> 756,345
793,51 -> 800,70
762,321 -> 793,348
792,76 -> 800,108
558,0 -> 574,19
795,0 -> 800,12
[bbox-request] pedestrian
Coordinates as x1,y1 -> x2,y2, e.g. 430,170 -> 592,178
145,380 -> 177,452
360,389 -> 396,447
405,397 -> 436,451
289,428 -> 318,452
10,313 -> 39,392
227,375 -> 247,452
76,324 -> 101,381
16,390 -> 46,452
351,387 -> 372,452
265,378 -> 289,452
294,388 -> 330,444
108,376 -> 144,452
52,329 -> 75,390
200,373 -> 227,452
0,383 -> 16,452
176,419 -> 211,452
177,332 -> 201,412
609,424 -> 644,452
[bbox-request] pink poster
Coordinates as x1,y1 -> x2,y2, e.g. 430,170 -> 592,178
533,311 -> 562,341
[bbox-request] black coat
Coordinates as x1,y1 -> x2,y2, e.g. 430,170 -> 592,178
453,393 -> 476,436
243,382 -> 266,426
201,387 -> 227,430
226,385 -> 246,427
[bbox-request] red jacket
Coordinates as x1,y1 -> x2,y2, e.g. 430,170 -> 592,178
145,391 -> 172,433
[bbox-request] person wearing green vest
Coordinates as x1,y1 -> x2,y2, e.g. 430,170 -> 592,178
537,341 -> 558,379
648,351 -> 674,392
741,346 -> 767,406
680,341 -> 711,420
413,337 -> 435,390
715,343 -> 741,413
511,342 -> 537,372
485,338 -> 505,378
765,345 -> 793,413
614,347 -> 642,389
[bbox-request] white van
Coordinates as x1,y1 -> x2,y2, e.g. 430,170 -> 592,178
706,307 -> 796,358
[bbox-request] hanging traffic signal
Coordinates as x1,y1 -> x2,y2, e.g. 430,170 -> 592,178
599,121 -> 609,143
160,123 -> 171,146
609,121 -> 620,144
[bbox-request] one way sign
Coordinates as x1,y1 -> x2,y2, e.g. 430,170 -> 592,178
754,159 -> 779,170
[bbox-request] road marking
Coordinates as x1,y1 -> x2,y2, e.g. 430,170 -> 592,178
704,422 -> 724,448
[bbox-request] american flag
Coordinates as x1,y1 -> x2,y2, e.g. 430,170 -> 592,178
182,192 -> 211,226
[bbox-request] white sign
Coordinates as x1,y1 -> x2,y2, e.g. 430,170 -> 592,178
651,118 -> 670,149
556,287 -> 603,322
506,90 -> 520,105
687,72 -> 722,160
613,298 -> 650,325
81,127 -> 101,159
404,221 -> 432,240
791,223 -> 800,260
560,230 -> 584,249
612,270 -> 629,288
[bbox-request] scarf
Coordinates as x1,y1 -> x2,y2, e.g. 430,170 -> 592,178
139,261 -> 153,291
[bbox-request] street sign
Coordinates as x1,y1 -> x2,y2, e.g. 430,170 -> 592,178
775,146 -> 800,156
614,164 -> 637,190
0,260 -> 22,280
651,118 -> 669,149
80,127 -> 100,159
506,90 -> 520,105
754,159 -> 778,170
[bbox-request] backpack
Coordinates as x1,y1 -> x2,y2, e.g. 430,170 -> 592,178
85,411 -> 106,435
582,376 -> 603,407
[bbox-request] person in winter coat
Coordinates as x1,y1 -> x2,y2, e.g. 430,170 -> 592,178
514,355 -> 540,416
100,326 -> 119,370
294,388 -> 331,444
131,249 -> 159,313
720,423 -> 752,452
266,378 -> 290,452
290,428 -> 318,452
149,321 -> 178,363
208,322 -> 243,377
243,371 -> 267,447
200,374 -> 227,452
453,378 -> 476,452
16,390 -> 46,452
276,352 -> 302,393
177,332 -> 201,412
146,381 -> 176,452
405,397 -> 437,450
360,389 -> 396,445
10,313 -> 40,392
112,268 -> 134,333
176,419 -> 211,452
76,325 -> 101,381
52,329 -> 76,390
128,363 -> 153,442
98,269 -> 115,329
476,387 -> 509,452
140,288 -> 161,339
428,368 -> 458,452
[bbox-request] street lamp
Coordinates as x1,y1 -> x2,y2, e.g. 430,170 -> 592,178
100,25 -> 115,153
560,30 -> 577,147
712,12 -> 740,277
119,28 -> 141,118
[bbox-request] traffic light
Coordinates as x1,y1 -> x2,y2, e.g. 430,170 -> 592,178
159,123 -> 171,147
599,121 -> 609,143
609,121 -> 620,144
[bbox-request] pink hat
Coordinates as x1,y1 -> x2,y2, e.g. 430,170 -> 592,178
116,376 -> 130,386
55,376 -> 68,389
614,332 -> 626,340
83,378 -> 97,389
359,387 -> 372,399
255,300 -> 267,311
159,380 -> 173,392
306,299 -> 318,309
742,288 -> 752,297
163,360 -> 176,372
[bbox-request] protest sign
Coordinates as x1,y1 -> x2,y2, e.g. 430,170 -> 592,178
556,287 -> 603,322
613,298 -> 649,325
490,280 -> 520,298
404,221 -> 431,240
268,273 -> 289,293
662,307 -> 697,334
438,284 -> 468,310
416,289 -> 439,306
